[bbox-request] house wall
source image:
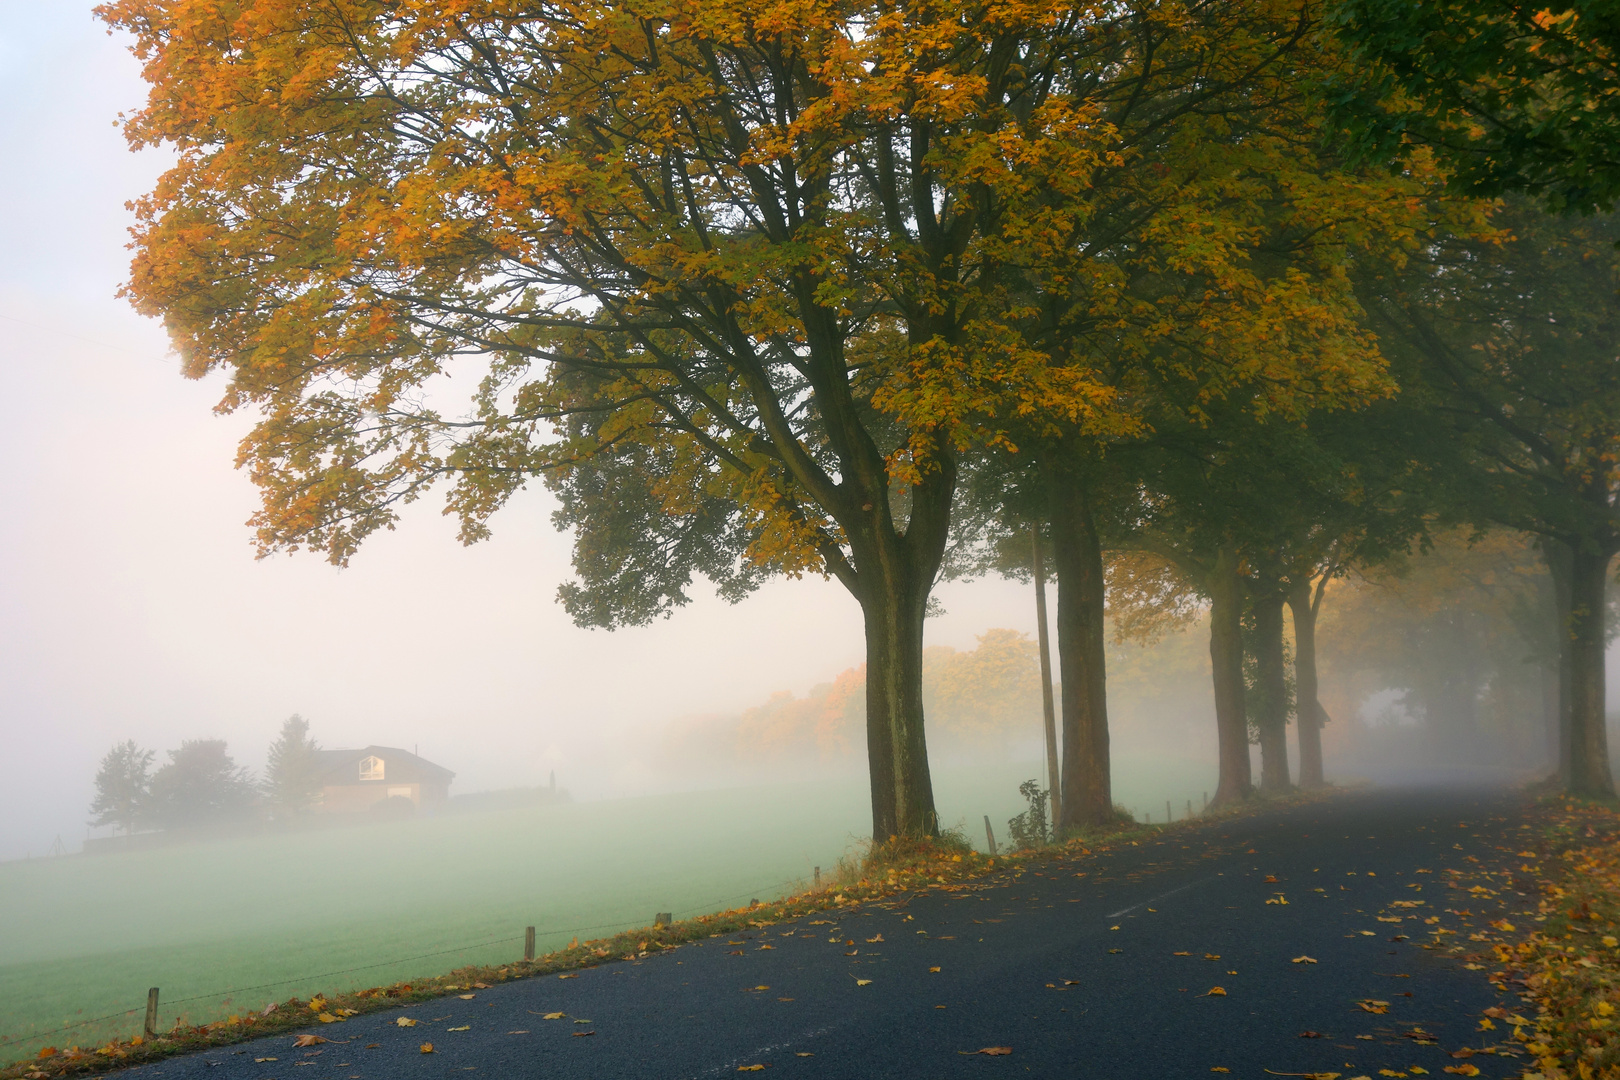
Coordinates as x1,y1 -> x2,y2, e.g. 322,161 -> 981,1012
320,782 -> 420,812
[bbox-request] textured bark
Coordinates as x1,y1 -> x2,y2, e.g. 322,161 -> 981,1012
1566,545 -> 1616,799
860,572 -> 939,839
1288,580 -> 1325,788
1047,464 -> 1114,828
1031,532 -> 1063,828
1251,591 -> 1293,792
1209,546 -> 1253,807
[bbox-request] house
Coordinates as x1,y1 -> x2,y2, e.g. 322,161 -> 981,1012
313,746 -> 454,813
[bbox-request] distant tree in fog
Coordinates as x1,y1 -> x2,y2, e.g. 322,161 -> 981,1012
89,740 -> 153,834
262,715 -> 322,819
146,740 -> 256,830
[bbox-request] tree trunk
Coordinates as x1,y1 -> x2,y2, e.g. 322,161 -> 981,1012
1209,546 -> 1252,807
1544,538 -> 1575,784
1566,544 -> 1616,799
1288,580 -> 1325,788
1046,464 -> 1112,828
1252,590 -> 1292,792
1031,531 -> 1063,829
859,568 -> 939,840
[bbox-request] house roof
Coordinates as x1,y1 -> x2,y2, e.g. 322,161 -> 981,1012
314,746 -> 455,785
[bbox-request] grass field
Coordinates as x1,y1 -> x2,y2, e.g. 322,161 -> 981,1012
0,755 -> 1213,1060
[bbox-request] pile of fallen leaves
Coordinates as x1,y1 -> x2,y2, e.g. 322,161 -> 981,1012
1489,798 -> 1620,1080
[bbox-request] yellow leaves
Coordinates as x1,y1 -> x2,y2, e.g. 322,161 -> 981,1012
419,1043 -> 434,1054
396,1017 -> 418,1027
1207,987 -> 1227,996
855,979 -> 873,987
316,1013 -> 339,1023
1265,894 -> 1289,905
1596,1001 -> 1616,1018
1441,1067 -> 1479,1077
541,1012 -> 565,1020
1292,956 -> 1318,964
558,973 -> 578,980
1358,1000 -> 1391,1014
457,993 -> 476,1000
929,966 -> 941,973
292,1035 -> 328,1047
738,1066 -> 766,1072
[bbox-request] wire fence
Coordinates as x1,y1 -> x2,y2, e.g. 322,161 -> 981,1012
0,874 -> 807,1058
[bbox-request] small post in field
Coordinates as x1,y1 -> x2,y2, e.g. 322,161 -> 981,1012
1186,799 -> 1193,819
1166,800 -> 1173,823
1203,791 -> 1208,811
524,926 -> 536,962
983,815 -> 998,856
654,912 -> 672,927
814,866 -> 821,888
144,987 -> 160,1039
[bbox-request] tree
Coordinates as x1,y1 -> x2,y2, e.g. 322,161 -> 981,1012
99,0 -> 1142,841
146,740 -> 257,830
263,714 -> 322,819
1356,200 -> 1620,797
89,740 -> 153,834
1327,0 -> 1620,214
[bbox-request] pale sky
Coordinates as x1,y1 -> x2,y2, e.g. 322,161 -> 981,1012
0,3 -> 1046,860
1,5 -> 1614,863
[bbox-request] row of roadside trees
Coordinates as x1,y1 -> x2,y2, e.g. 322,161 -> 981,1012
98,0 -> 1619,838
89,716 -> 322,833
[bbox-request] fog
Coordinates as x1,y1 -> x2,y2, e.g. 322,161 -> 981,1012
2,3 -> 1618,871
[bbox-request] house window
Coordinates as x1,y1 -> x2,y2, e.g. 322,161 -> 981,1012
359,755 -> 384,781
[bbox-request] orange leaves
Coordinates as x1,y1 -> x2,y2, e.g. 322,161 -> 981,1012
292,1035 -> 327,1048
1357,1000 -> 1391,1014
959,1047 -> 1012,1056
418,1044 -> 434,1054
1206,987 -> 1227,997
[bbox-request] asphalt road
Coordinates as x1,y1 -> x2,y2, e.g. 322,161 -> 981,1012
123,788 -> 1538,1079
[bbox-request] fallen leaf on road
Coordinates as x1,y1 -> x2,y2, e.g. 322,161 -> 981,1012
1441,1068 -> 1479,1077
730,950 -> 745,956
1298,1032 -> 1324,1038
1265,876 -> 1278,883
293,1036 -> 327,1048
795,1052 -> 813,1057
418,1044 -> 433,1055
1356,1035 -> 1374,1040
1213,1070 -> 1229,1074
1174,951 -> 1191,956
1359,931 -> 1376,936
573,1019 -> 593,1024
758,944 -> 774,950
1110,925 -> 1121,931
457,994 -> 475,1000
1207,987 -> 1227,996
558,974 -> 577,980
866,935 -> 883,943
395,1018 -> 417,1028
855,979 -> 872,987
750,986 -> 770,991
737,1066 -> 766,1072
1260,1071 -> 1339,1078
447,1026 -> 469,1032
958,1048 -> 1012,1056
1205,954 -> 1221,960
255,1058 -> 277,1063
1447,1049 -> 1473,1059
1292,956 -> 1318,964
929,967 -> 940,973
1265,895 -> 1289,905
506,1030 -> 527,1034
1489,920 -> 1514,932
808,921 -> 831,926
541,1012 -> 564,1020
571,1031 -> 593,1038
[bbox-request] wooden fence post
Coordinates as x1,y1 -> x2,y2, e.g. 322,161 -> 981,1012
983,815 -> 998,856
813,866 -> 820,888
143,988 -> 159,1039
524,926 -> 536,962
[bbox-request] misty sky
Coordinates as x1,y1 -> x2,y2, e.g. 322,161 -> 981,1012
1,5 -> 1615,863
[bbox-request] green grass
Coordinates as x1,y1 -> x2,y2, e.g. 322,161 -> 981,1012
0,755 -> 1213,1060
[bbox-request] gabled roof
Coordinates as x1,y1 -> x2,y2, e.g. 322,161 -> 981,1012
314,746 -> 455,785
